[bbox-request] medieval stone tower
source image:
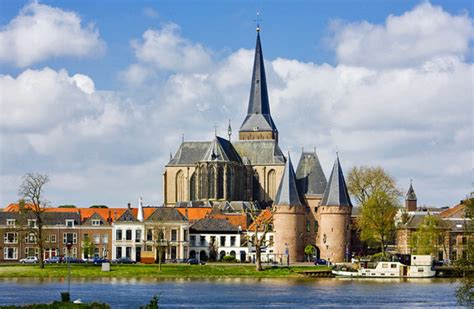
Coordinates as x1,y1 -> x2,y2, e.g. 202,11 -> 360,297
318,156 -> 353,263
273,154 -> 305,263
405,181 -> 417,212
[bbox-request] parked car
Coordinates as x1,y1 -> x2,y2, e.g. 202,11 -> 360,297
92,257 -> 110,265
112,257 -> 137,264
19,256 -> 38,264
314,258 -> 328,266
63,257 -> 84,263
45,256 -> 62,264
187,258 -> 205,265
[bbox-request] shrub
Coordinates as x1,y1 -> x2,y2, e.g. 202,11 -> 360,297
222,255 -> 237,263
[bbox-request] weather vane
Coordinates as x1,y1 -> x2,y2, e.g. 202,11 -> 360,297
255,12 -> 262,32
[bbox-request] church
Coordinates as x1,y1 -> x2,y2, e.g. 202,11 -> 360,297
163,29 -> 353,263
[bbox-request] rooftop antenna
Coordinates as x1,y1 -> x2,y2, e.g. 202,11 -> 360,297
181,134 -> 185,143
255,11 -> 262,32
335,145 -> 339,158
314,146 -> 317,154
227,119 -> 232,141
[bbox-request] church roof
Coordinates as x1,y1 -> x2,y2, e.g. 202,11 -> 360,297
406,182 -> 417,201
201,136 -> 242,163
168,141 -> 210,165
321,156 -> 353,207
233,140 -> 285,165
239,32 -> 277,133
274,154 -> 302,206
296,151 -> 327,196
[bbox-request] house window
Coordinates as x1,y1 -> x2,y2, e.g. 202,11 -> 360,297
51,234 -> 56,243
84,233 -> 90,241
66,220 -> 74,228
183,230 -> 188,242
25,233 -> 36,244
72,247 -> 77,258
147,229 -> 153,241
452,250 -> 457,261
116,247 -> 122,258
25,247 -> 38,257
126,230 -> 132,241
63,233 -> 77,244
6,219 -> 15,227
3,247 -> 18,260
200,236 -> 206,246
314,221 -> 319,233
116,229 -> 122,240
306,220 -> 310,232
230,236 -> 236,247
171,230 -> 177,242
220,236 -> 226,247
4,232 -> 17,244
125,247 -> 132,258
269,235 -> 274,246
93,234 -> 100,245
102,234 -> 108,244
190,236 -> 196,247
135,230 -> 141,242
27,219 -> 37,228
92,220 -> 101,226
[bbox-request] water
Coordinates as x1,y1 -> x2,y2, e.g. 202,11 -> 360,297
0,278 -> 462,308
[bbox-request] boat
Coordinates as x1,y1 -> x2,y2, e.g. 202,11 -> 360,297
332,255 -> 436,278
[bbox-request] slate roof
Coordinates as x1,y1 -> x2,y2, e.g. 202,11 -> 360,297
232,140 -> 285,165
0,211 -> 81,225
296,151 -> 327,196
406,182 -> 417,201
116,209 -> 137,222
403,214 -> 427,229
201,136 -> 242,163
168,142 -> 210,165
274,154 -> 302,206
146,207 -> 187,222
239,32 -> 277,133
190,217 -> 239,233
82,212 -> 110,226
321,156 -> 353,207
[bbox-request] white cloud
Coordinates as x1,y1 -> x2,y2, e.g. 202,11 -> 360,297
0,1 -> 105,67
331,2 -> 473,68
1,2 -> 472,209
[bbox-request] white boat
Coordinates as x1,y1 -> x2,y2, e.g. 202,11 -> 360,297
332,255 -> 436,278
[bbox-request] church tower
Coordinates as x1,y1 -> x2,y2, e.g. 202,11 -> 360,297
273,154 -> 306,263
239,30 -> 278,142
318,155 -> 353,263
405,180 -> 417,212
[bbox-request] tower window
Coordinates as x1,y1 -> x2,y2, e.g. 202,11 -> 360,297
306,220 -> 310,232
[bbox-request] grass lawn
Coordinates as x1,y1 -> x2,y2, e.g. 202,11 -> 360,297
0,263 -> 331,278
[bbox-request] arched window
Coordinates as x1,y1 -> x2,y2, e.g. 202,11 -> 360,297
219,250 -> 226,260
217,165 -> 224,199
252,170 -> 260,201
226,166 -> 232,200
200,165 -> 208,199
176,170 -> 185,202
209,166 -> 215,199
190,172 -> 196,201
268,169 -> 276,200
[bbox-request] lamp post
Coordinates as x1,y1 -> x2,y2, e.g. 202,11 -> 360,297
66,242 -> 72,295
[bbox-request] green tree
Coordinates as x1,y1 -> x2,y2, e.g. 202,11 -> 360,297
304,244 -> 315,261
82,237 -> 95,259
409,215 -> 448,257
356,190 -> 399,257
455,198 -> 474,307
347,166 -> 402,205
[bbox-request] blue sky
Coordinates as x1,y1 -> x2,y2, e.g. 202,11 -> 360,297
0,0 -> 472,208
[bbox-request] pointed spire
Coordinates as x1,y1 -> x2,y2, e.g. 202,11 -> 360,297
239,31 -> 277,136
296,149 -> 327,196
137,197 -> 144,222
227,119 -> 232,141
274,153 -> 302,206
321,155 -> 352,207
406,180 -> 417,201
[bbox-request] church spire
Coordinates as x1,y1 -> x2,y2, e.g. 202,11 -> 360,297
239,30 -> 278,142
274,153 -> 302,206
321,155 -> 352,207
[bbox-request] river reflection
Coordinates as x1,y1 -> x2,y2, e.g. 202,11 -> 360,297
0,277 -> 460,308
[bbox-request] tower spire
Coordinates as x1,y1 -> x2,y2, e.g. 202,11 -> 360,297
274,153 -> 302,206
321,155 -> 352,207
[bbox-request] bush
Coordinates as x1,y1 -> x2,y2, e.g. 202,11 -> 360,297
371,252 -> 391,262
222,255 -> 237,263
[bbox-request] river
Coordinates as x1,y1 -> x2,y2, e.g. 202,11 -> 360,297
0,278 -> 461,308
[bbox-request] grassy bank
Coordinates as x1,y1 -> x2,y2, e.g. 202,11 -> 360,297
0,264 -> 330,278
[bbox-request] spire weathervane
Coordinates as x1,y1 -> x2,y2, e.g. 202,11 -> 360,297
255,12 -> 262,32
227,119 -> 232,141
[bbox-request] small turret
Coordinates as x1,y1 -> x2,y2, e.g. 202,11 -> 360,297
405,180 -> 417,212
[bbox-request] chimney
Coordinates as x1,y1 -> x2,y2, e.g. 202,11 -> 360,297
127,202 -> 131,210
108,210 -> 112,223
114,210 -> 117,221
137,197 -> 144,222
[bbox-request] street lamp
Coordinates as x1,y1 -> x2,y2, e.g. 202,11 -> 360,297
66,242 -> 72,296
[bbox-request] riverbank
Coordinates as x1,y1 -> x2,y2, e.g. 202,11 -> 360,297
0,264 -> 330,278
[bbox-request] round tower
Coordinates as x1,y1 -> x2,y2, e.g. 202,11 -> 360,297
317,156 -> 353,263
273,154 -> 306,263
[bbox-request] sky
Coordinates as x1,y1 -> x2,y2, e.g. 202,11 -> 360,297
0,0 -> 472,209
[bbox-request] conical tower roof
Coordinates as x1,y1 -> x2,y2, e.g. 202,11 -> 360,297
239,32 -> 277,133
406,181 -> 417,201
296,150 -> 327,196
321,156 -> 352,207
274,154 -> 302,206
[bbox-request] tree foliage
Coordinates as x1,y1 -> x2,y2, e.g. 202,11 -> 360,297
18,173 -> 50,269
409,215 -> 448,257
347,166 -> 402,205
456,198 -> 474,307
245,207 -> 274,271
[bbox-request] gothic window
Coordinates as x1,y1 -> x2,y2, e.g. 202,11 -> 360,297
217,165 -> 224,199
267,169 -> 276,200
252,170 -> 260,201
176,170 -> 185,202
209,166 -> 216,199
226,166 -> 232,200
200,165 -> 208,199
190,172 -> 196,201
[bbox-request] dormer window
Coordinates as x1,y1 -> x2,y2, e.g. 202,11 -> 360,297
27,219 -> 37,228
91,220 -> 101,226
6,219 -> 15,227
66,220 -> 74,228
